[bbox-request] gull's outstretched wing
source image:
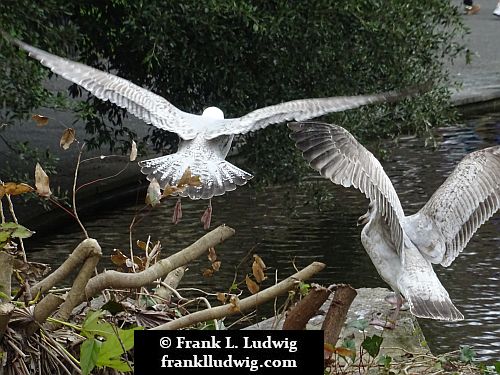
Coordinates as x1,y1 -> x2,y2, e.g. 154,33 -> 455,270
415,146 -> 500,267
205,85 -> 428,140
288,121 -> 406,255
13,38 -> 199,140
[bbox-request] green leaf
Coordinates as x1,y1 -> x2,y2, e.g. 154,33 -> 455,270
298,281 -> 311,296
378,354 -> 392,369
459,345 -> 476,364
495,361 -> 500,373
348,319 -> 369,332
81,310 -> 105,338
362,335 -> 383,358
80,338 -> 102,375
341,338 -> 356,361
0,222 -> 34,239
97,357 -> 132,372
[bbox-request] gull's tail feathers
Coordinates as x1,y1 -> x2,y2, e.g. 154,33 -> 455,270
139,153 -> 253,200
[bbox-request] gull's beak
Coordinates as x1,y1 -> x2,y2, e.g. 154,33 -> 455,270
357,211 -> 370,226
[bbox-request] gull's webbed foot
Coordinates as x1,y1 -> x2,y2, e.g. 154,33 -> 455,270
201,199 -> 212,230
172,198 -> 182,224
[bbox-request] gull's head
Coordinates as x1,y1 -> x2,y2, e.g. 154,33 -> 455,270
202,106 -> 224,119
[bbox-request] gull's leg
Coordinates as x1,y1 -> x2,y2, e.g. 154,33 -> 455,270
201,199 -> 212,230
172,198 -> 182,224
369,293 -> 404,330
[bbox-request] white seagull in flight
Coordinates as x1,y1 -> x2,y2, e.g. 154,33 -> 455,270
12,37 -> 425,226
289,121 -> 500,323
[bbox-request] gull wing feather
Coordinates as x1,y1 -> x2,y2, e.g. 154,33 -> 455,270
288,121 -> 406,255
13,38 -> 199,140
417,146 -> 500,267
205,85 -> 428,140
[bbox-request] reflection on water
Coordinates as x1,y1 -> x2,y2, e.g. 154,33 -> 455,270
27,113 -> 500,361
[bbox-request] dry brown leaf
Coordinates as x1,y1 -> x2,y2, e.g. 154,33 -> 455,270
110,249 -> 128,266
129,140 -> 137,161
187,174 -> 201,187
145,178 -> 161,207
229,295 -> 240,312
31,114 -> 49,127
136,240 -> 148,251
60,128 -> 76,150
252,259 -> 267,283
216,292 -> 227,303
245,275 -> 260,294
202,268 -> 214,277
211,260 -> 221,271
162,185 -> 182,197
253,254 -> 266,270
208,247 -> 217,262
333,347 -> 356,358
133,256 -> 145,270
35,163 -> 52,198
0,182 -> 33,198
324,343 -> 335,354
177,167 -> 202,187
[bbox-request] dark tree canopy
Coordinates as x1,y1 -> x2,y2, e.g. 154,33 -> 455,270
0,0 -> 467,184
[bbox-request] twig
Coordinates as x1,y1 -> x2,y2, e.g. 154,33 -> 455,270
154,266 -> 187,303
40,330 -> 82,373
151,261 -> 326,330
76,162 -> 129,193
5,194 -> 27,262
0,198 -> 5,223
84,225 -> 235,305
72,144 -> 89,239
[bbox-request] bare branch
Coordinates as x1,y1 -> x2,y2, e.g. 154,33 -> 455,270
32,239 -> 102,296
83,225 -> 235,304
151,261 -> 326,330
322,284 -> 357,348
283,284 -> 332,330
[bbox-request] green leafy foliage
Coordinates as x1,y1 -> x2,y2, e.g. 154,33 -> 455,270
298,281 -> 311,296
1,0 -> 467,185
0,222 -> 33,248
361,334 -> 383,358
378,354 -> 392,369
348,319 -> 369,332
459,345 -> 476,364
79,310 -> 143,374
341,338 -> 357,361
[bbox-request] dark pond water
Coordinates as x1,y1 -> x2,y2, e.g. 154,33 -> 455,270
27,113 -> 500,361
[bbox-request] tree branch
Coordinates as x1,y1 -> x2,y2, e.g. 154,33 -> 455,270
283,284 -> 332,330
321,284 -> 357,348
31,239 -> 102,296
83,225 -> 235,304
151,261 -> 326,330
